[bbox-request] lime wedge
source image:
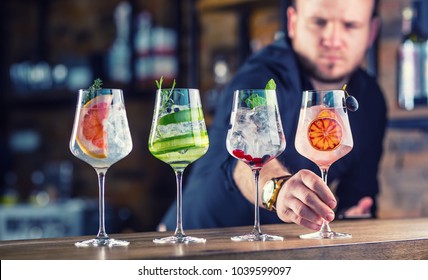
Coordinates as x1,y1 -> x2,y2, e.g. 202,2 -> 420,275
159,108 -> 203,125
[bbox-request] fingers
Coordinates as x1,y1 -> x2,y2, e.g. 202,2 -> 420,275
343,196 -> 373,218
281,198 -> 324,230
357,196 -> 373,210
275,169 -> 336,230
299,169 -> 337,209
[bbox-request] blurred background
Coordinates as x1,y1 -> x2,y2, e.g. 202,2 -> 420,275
0,0 -> 428,240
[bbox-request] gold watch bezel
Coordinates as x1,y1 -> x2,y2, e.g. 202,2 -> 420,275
262,175 -> 292,211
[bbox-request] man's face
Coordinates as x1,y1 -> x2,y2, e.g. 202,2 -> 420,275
288,0 -> 377,84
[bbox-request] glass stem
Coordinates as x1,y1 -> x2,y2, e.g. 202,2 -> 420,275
319,167 -> 332,233
95,168 -> 109,240
174,170 -> 185,237
252,169 -> 263,236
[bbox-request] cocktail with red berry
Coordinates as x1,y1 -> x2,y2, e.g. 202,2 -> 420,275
226,89 -> 286,241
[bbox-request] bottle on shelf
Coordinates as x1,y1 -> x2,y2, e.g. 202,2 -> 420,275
107,2 -> 132,84
397,1 -> 428,110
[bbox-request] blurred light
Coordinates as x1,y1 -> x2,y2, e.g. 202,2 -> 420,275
214,59 -> 229,84
52,64 -> 68,83
9,130 -> 41,153
31,171 -> 45,186
67,66 -> 92,90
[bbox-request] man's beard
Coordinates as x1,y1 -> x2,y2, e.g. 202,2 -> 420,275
296,53 -> 350,85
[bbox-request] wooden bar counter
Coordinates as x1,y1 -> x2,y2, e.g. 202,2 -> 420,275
1,218 -> 428,260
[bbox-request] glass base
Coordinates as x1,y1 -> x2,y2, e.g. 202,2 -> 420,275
231,233 -> 284,242
300,230 -> 352,239
153,235 -> 206,244
75,238 -> 130,247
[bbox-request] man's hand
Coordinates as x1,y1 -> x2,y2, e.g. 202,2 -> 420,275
275,169 -> 337,231
342,196 -> 373,218
233,160 -> 338,231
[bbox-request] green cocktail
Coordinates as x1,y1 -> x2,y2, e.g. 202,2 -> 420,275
149,107 -> 209,170
148,87 -> 209,244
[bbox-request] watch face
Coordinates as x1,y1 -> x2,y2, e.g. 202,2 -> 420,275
262,180 -> 275,203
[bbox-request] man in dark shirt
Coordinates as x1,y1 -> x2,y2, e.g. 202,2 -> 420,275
161,0 -> 386,231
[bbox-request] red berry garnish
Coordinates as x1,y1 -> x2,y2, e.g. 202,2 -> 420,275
244,154 -> 253,161
252,157 -> 263,164
232,149 -> 245,159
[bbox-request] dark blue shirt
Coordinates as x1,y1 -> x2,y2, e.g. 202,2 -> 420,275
161,38 -> 388,229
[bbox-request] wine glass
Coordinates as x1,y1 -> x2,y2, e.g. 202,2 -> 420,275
295,89 -> 353,239
226,89 -> 286,241
148,88 -> 209,244
70,88 -> 133,247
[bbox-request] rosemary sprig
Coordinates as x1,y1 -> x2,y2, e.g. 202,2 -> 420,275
155,76 -> 163,89
84,78 -> 103,104
90,78 -> 103,92
155,76 -> 177,112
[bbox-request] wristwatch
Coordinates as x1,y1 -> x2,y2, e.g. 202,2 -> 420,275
262,175 -> 293,212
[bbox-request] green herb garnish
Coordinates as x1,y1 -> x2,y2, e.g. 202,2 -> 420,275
242,79 -> 275,109
265,78 -> 276,90
155,76 -> 164,89
245,94 -> 267,109
90,78 -> 103,92
84,78 -> 103,104
156,76 -> 177,112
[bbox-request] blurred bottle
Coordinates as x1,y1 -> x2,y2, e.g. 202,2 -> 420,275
397,1 -> 428,110
133,12 -> 178,86
107,1 -> 132,83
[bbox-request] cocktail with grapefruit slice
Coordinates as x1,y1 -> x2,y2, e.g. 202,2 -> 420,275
75,94 -> 111,159
70,87 -> 133,247
295,89 -> 354,239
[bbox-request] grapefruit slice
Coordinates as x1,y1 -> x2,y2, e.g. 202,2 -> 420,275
76,94 -> 112,158
308,110 -> 342,151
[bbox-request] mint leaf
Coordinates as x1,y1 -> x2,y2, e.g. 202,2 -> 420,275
245,94 -> 267,109
265,78 -> 276,90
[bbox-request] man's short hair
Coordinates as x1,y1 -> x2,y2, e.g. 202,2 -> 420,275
290,0 -> 380,18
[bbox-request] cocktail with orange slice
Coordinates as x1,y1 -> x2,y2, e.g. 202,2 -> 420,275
295,89 -> 354,239
70,87 -> 133,247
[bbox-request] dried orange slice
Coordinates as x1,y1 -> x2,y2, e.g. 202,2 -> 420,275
76,95 -> 112,158
308,111 -> 342,151
317,109 -> 337,119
